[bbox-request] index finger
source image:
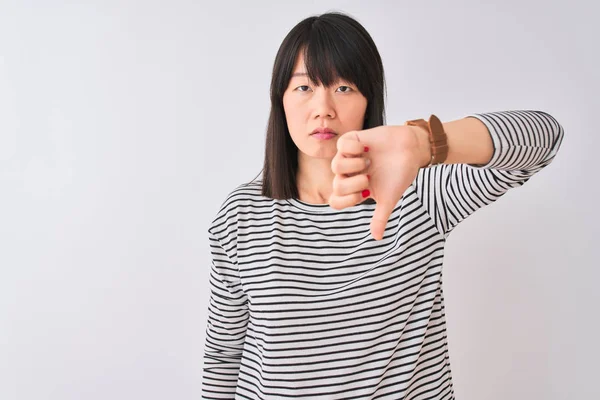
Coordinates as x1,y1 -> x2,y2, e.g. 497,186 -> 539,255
337,131 -> 367,157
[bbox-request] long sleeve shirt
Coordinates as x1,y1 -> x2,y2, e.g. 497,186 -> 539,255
202,110 -> 564,399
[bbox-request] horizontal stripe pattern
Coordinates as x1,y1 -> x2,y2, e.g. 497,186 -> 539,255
202,110 -> 564,399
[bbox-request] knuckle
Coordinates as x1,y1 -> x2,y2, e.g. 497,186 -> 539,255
329,196 -> 343,210
332,177 -> 342,193
330,157 -> 340,173
336,136 -> 347,151
337,159 -> 350,175
361,174 -> 369,186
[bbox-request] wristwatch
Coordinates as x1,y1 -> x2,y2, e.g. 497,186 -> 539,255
405,114 -> 449,167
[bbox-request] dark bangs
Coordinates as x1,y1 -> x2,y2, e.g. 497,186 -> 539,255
302,20 -> 381,101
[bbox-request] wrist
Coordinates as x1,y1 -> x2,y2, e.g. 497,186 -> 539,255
410,125 -> 433,168
405,115 -> 449,168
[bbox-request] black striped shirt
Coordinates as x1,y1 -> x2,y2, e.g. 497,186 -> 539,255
202,110 -> 564,399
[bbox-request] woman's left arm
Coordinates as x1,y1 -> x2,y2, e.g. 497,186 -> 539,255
412,109 -> 565,237
413,110 -> 563,168
329,110 -> 565,240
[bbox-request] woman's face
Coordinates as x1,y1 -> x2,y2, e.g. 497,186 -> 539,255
282,52 -> 368,160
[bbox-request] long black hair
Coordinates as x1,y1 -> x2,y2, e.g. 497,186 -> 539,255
258,11 -> 386,199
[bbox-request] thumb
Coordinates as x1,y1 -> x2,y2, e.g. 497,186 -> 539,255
370,201 -> 395,241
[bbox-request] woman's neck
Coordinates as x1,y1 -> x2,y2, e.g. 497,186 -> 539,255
296,152 -> 335,204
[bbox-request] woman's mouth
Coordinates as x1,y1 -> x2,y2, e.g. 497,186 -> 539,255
311,128 -> 337,140
311,132 -> 336,140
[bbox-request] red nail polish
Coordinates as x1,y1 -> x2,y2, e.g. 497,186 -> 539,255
364,146 -> 369,152
367,174 -> 371,180
362,189 -> 370,198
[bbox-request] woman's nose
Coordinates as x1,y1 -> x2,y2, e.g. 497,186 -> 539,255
311,89 -> 336,119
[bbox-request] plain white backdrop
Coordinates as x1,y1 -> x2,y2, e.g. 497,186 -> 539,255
1,1 -> 598,399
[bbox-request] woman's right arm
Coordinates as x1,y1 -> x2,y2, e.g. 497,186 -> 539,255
202,228 -> 249,399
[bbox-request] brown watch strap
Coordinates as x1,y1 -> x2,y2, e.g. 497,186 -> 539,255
405,114 -> 449,167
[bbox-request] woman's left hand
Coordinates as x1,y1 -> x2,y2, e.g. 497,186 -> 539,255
329,125 -> 430,241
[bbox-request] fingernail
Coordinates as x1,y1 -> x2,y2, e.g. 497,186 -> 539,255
365,158 -> 371,166
362,189 -> 370,198
364,146 -> 369,152
367,174 -> 371,180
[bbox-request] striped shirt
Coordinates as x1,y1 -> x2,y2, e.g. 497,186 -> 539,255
202,110 -> 564,399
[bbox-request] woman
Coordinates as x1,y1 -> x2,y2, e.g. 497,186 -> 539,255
202,11 -> 564,400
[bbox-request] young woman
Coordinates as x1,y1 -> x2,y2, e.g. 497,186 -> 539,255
202,12 -> 564,400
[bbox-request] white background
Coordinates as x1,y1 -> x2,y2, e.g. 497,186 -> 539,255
1,1 -> 598,399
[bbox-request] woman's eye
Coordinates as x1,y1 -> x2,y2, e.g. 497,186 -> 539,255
295,85 -> 352,93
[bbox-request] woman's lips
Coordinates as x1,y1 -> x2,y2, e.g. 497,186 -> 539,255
311,127 -> 337,140
311,132 -> 336,140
